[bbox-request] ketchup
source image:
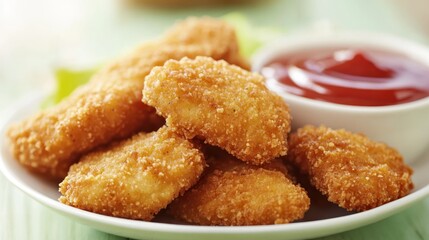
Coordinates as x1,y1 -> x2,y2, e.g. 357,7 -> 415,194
261,49 -> 429,106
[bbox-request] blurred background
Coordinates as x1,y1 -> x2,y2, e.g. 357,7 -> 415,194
1,0 -> 429,110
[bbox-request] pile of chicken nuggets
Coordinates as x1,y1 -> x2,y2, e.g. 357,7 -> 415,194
6,17 -> 414,226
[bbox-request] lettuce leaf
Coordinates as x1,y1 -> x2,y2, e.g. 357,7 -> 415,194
41,67 -> 96,108
222,12 -> 283,59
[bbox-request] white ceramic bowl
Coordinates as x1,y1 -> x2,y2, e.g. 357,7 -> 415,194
252,32 -> 429,163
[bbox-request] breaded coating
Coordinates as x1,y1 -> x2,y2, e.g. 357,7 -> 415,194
7,17 -> 247,179
168,150 -> 310,225
59,127 -> 205,220
288,125 -> 414,212
143,56 -> 291,165
160,17 -> 249,70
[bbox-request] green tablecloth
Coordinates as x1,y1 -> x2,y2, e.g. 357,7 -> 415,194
1,0 -> 428,239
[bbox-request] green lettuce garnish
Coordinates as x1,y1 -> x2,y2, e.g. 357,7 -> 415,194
222,12 -> 284,59
41,67 -> 96,108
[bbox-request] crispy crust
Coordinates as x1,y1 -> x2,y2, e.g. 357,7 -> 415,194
142,56 -> 291,165
161,17 -> 249,70
288,125 -> 414,211
7,17 -> 247,179
59,127 -> 205,220
168,150 -> 310,225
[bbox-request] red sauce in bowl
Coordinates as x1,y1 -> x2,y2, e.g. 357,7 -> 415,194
261,49 -> 429,106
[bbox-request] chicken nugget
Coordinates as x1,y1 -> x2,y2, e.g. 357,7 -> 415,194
288,125 -> 414,212
168,149 -> 310,225
7,17 -> 247,179
143,56 -> 291,165
59,127 -> 205,220
161,17 -> 249,70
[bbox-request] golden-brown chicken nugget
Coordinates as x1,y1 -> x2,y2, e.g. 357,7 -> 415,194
288,125 -> 413,212
59,127 -> 205,220
7,17 -> 247,179
161,17 -> 249,70
143,56 -> 291,165
168,150 -> 309,225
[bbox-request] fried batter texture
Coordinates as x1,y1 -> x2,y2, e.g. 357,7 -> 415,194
160,17 -> 249,70
59,127 -> 205,220
143,56 -> 291,165
168,149 -> 310,225
288,125 -> 414,212
7,17 -> 247,179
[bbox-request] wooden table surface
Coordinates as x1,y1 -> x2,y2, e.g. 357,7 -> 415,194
1,0 -> 429,239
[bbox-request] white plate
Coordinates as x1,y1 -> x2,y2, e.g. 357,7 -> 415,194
1,92 -> 429,240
